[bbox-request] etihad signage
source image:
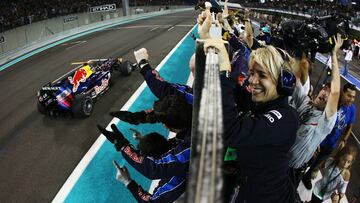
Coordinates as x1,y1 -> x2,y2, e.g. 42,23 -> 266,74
89,4 -> 116,13
63,16 -> 78,23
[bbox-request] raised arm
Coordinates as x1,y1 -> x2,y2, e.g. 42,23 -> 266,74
243,9 -> 253,48
325,34 -> 343,119
121,144 -> 190,179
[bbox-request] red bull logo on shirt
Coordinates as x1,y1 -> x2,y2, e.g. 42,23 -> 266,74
68,68 -> 87,92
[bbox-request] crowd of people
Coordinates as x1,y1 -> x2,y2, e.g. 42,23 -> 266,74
252,13 -> 360,69
0,0 -> 188,33
91,1 -> 360,203
2,0 -> 360,33
237,0 -> 360,27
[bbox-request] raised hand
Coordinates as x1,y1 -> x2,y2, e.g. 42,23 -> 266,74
198,10 -> 212,39
332,33 -> 344,53
203,39 -> 231,72
110,111 -> 147,125
134,48 -> 149,64
130,128 -> 143,140
97,124 -> 129,151
113,161 -> 132,186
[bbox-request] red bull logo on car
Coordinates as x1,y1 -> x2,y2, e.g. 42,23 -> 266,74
68,68 -> 87,92
94,77 -> 110,95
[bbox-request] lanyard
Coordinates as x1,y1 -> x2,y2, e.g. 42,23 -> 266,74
321,164 -> 343,194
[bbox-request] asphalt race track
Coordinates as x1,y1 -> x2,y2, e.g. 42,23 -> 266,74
0,10 -> 197,202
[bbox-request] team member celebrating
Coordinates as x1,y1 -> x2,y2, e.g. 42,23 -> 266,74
98,94 -> 192,203
204,38 -> 298,203
289,34 -> 343,187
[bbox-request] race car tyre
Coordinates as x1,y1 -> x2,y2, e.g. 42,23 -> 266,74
37,102 -> 46,115
72,94 -> 94,118
119,60 -> 132,76
108,77 -> 114,87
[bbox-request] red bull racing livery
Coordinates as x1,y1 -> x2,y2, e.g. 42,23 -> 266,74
37,58 -> 136,117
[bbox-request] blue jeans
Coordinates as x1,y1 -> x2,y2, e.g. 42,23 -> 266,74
343,61 -> 349,75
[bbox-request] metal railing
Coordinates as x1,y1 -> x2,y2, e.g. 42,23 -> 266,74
185,43 -> 224,203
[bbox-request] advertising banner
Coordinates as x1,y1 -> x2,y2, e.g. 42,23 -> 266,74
89,4 -> 116,13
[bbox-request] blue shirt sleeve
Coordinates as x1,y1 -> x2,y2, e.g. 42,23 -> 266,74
140,64 -> 193,104
349,105 -> 356,124
127,175 -> 186,203
140,64 -> 179,99
121,143 -> 190,179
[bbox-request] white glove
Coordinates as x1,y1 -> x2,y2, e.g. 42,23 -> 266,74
115,166 -> 131,186
203,39 -> 231,72
130,128 -> 142,140
134,48 -> 149,63
205,2 -> 212,10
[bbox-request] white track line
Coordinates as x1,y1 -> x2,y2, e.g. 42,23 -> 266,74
65,41 -> 87,50
168,26 -> 175,31
52,24 -> 196,202
150,27 -> 159,31
106,25 -> 194,30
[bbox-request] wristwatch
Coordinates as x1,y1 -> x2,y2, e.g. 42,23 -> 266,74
138,59 -> 149,69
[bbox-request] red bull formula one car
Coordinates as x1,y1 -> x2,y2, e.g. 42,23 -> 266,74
37,58 -> 136,117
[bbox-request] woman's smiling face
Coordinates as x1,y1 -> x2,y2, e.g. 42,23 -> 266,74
249,62 -> 279,103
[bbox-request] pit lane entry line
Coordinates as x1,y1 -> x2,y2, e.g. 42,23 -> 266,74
52,24 -> 197,203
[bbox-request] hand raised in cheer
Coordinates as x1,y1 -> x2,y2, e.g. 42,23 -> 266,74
197,10 -> 211,39
134,48 -> 149,65
113,160 -> 132,186
97,124 -> 129,151
130,128 -> 143,140
332,33 -> 344,54
110,111 -> 147,125
203,38 -> 231,72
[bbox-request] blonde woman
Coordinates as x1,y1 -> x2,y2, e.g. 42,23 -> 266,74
204,40 -> 298,203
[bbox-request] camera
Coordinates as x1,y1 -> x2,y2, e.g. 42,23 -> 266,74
271,14 -> 350,61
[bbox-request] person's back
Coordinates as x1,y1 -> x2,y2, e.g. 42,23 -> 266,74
100,94 -> 192,203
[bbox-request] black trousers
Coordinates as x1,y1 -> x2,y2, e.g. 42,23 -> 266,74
303,146 -> 333,181
290,165 -> 308,189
